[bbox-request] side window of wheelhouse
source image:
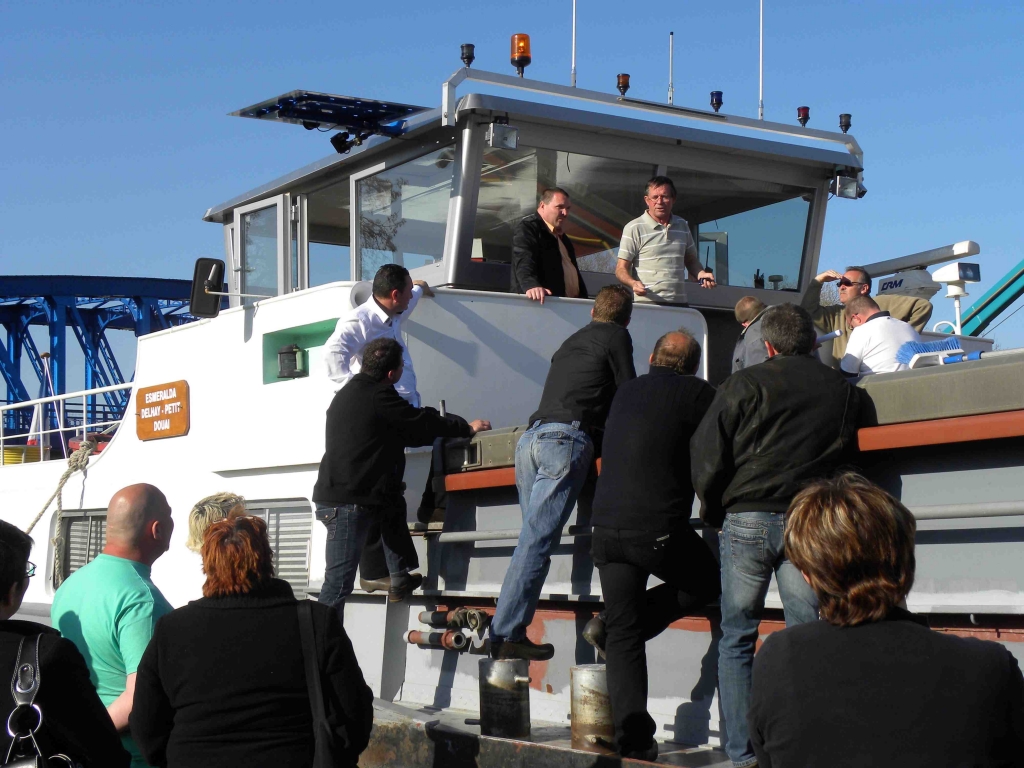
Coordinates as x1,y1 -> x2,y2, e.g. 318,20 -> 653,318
355,146 -> 456,280
307,178 -> 352,286
472,145 -> 655,273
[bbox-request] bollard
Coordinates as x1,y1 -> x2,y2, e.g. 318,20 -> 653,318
570,664 -> 615,752
478,658 -> 531,739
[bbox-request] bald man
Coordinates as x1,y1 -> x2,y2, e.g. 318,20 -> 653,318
52,484 -> 174,768
585,331 -> 721,760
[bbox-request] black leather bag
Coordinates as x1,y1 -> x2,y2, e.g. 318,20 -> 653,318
296,602 -> 351,768
3,636 -> 77,768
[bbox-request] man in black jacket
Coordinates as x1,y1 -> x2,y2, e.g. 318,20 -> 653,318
490,285 -> 635,661
587,330 -> 721,761
511,188 -> 588,302
313,337 -> 490,622
691,303 -> 860,768
0,521 -> 129,767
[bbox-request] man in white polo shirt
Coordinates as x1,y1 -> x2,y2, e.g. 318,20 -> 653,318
840,295 -> 920,377
615,176 -> 716,303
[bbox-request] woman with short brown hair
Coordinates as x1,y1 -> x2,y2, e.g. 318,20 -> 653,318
130,515 -> 374,768
750,473 -> 1024,767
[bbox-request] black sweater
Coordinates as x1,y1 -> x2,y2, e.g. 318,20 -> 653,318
592,367 -> 716,531
529,321 -> 635,453
130,579 -> 374,768
750,609 -> 1024,768
691,354 -> 860,527
510,213 -> 588,298
0,621 -> 129,767
313,373 -> 471,506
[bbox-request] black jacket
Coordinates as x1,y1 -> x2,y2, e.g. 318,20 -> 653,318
511,213 -> 588,298
691,354 -> 859,527
0,620 -> 129,768
750,609 -> 1024,768
530,321 -> 635,454
592,367 -> 716,531
313,374 -> 472,506
130,579 -> 374,768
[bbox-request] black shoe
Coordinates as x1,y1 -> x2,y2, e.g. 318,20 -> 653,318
620,741 -> 659,762
359,576 -> 391,593
582,614 -> 606,655
388,572 -> 423,602
490,636 -> 555,661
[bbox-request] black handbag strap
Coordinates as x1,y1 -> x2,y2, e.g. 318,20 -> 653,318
297,601 -> 327,728
9,636 -> 41,709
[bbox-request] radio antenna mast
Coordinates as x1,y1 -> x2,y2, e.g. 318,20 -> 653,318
571,0 -> 577,87
668,31 -> 674,104
758,0 -> 765,119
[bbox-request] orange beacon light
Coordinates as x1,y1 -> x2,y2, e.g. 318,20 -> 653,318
510,34 -> 531,77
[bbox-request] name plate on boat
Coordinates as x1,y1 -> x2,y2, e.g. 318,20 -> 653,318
136,381 -> 190,440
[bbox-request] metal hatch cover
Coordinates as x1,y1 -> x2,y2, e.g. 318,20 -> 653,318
230,90 -> 428,136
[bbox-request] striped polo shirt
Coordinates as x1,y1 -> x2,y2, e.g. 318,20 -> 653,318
618,211 -> 698,304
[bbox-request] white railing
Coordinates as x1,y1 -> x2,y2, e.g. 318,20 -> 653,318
0,384 -> 133,466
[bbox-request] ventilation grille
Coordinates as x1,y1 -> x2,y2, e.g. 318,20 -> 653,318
64,515 -> 106,578
248,502 -> 313,597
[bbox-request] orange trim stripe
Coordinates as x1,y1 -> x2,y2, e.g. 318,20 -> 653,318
858,410 -> 1024,451
445,458 -> 601,492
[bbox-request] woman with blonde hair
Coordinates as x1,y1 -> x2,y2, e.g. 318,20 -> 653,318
185,492 -> 245,552
131,514 -> 374,768
749,473 -> 1024,767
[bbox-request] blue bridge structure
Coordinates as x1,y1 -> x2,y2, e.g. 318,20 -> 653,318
0,275 -> 205,439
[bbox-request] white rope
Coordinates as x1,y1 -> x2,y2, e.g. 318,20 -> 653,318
24,440 -> 96,586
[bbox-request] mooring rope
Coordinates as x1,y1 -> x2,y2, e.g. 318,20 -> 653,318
24,440 -> 96,586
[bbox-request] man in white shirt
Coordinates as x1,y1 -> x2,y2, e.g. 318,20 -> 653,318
322,263 -> 434,599
324,263 -> 432,405
840,295 -> 921,377
615,176 -> 716,304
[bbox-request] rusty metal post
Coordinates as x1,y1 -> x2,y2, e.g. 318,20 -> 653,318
478,658 -> 531,738
570,664 -> 615,751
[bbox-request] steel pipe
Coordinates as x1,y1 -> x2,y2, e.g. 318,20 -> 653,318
404,629 -> 469,651
437,525 -> 591,544
911,501 -> 1024,521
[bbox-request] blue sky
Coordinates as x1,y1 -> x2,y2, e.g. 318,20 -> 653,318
3,0 -> 1024,361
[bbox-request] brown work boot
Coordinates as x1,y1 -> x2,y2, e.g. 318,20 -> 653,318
359,576 -> 391,593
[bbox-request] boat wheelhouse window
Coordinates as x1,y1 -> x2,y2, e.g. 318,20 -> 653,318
58,510 -> 106,584
356,145 -> 455,280
239,206 -> 280,302
307,178 -> 352,286
246,499 -> 313,597
472,146 -> 656,271
667,166 -> 812,290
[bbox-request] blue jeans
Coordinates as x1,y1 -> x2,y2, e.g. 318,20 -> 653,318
315,502 -> 412,623
718,511 -> 819,767
490,422 -> 594,642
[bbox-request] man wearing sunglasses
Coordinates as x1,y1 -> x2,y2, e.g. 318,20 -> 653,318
801,266 -> 932,367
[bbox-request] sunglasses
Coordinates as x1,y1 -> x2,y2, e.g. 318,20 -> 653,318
838,277 -> 867,287
26,561 -> 36,578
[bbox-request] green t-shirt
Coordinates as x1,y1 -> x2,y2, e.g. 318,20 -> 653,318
51,554 -> 173,768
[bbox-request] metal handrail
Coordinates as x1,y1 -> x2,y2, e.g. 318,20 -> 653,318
0,383 -> 133,466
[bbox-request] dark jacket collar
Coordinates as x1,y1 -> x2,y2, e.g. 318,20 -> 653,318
1,619 -> 59,638
864,310 -> 892,324
885,605 -> 929,626
189,578 -> 297,610
648,365 -> 681,377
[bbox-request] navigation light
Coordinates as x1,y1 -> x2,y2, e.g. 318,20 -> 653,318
617,74 -> 630,97
461,44 -> 476,68
797,106 -> 810,127
840,113 -> 852,134
511,34 -> 532,77
710,91 -> 723,113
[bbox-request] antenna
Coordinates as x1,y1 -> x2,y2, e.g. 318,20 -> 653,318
668,32 -> 674,104
571,0 -> 577,87
759,0 -> 765,120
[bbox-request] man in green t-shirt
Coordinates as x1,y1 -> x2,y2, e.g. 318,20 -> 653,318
52,484 -> 174,768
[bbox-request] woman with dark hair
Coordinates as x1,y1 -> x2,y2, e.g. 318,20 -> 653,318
750,473 -> 1024,767
130,515 -> 373,768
